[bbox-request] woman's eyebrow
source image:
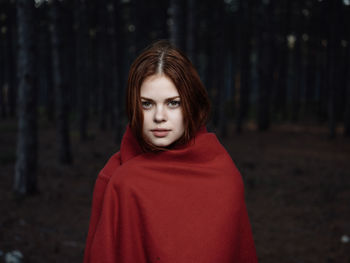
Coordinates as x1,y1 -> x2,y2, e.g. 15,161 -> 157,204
166,96 -> 180,101
140,97 -> 154,101
141,96 -> 180,101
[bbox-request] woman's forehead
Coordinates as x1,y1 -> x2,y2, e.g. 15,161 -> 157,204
140,75 -> 179,99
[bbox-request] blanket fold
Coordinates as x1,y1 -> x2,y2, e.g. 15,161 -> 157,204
84,126 -> 257,263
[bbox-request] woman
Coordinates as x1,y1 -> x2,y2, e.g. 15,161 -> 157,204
84,40 -> 257,263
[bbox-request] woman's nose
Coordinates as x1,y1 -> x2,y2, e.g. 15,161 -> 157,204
154,105 -> 166,123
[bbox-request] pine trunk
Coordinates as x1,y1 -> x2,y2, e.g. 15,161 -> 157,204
236,0 -> 253,133
106,0 -> 123,143
37,5 -> 54,122
257,1 -> 274,131
50,0 -> 73,164
8,3 -> 17,117
273,0 -> 290,121
14,0 -> 38,196
186,0 -> 196,65
75,0 -> 89,141
97,1 -> 108,131
327,0 -> 341,138
345,48 -> 350,136
168,0 -> 185,50
0,33 -> 5,118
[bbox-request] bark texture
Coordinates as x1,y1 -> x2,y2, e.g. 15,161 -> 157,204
14,0 -> 38,195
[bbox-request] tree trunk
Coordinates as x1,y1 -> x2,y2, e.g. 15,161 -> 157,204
8,2 -> 17,118
0,1 -> 13,119
0,31 -> 5,118
257,0 -> 274,131
236,0 -> 253,133
212,2 -> 227,137
97,1 -> 109,131
14,0 -> 38,196
186,0 -> 196,65
168,0 -> 185,50
75,0 -> 89,141
106,0 -> 123,143
344,45 -> 350,136
50,0 -> 73,164
327,0 -> 342,138
273,0 -> 290,121
37,4 -> 54,122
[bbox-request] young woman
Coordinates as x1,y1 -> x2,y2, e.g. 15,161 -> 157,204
83,41 -> 257,263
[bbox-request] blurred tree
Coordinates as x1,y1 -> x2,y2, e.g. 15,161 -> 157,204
212,1 -> 227,137
50,0 -> 73,164
0,29 -> 5,118
291,0 -> 304,122
345,45 -> 350,136
75,0 -> 89,141
14,0 -> 38,195
2,0 -> 350,150
195,1 -> 212,100
86,1 -> 98,116
272,0 -> 290,121
106,0 -> 123,143
97,1 -> 109,131
0,1 -> 16,118
168,0 -> 185,50
8,2 -> 17,118
133,0 -> 168,51
327,0 -> 342,138
0,4 -> 7,118
202,1 -> 217,131
186,0 -> 196,65
316,0 -> 328,123
257,0 -> 275,131
37,3 -> 54,122
302,2 -> 317,120
236,0 -> 254,133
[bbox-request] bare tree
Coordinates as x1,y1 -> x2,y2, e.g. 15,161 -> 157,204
14,0 -> 38,196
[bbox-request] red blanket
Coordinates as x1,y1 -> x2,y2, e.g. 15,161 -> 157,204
84,126 -> 257,263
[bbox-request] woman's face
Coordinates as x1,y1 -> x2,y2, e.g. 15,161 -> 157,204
140,74 -> 185,147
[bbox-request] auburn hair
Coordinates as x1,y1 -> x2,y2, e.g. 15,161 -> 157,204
126,40 -> 211,152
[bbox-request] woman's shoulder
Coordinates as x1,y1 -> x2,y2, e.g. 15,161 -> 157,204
98,151 -> 122,182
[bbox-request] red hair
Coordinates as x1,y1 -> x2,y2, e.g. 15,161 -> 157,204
126,40 -> 211,151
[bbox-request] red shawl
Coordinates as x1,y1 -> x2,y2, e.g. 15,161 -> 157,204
83,126 -> 257,263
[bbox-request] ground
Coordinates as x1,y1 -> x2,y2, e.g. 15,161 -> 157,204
0,119 -> 349,263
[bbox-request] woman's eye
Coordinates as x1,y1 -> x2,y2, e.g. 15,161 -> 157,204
142,101 -> 152,109
168,100 -> 181,108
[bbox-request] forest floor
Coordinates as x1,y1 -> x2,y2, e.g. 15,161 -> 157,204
0,119 -> 350,263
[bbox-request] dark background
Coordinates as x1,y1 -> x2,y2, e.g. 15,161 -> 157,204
0,0 -> 350,262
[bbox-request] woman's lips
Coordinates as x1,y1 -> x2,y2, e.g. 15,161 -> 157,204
151,129 -> 170,137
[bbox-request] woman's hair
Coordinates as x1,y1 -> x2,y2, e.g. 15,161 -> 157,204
126,40 -> 211,151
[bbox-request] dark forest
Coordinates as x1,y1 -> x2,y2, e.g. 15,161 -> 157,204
0,0 -> 349,262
